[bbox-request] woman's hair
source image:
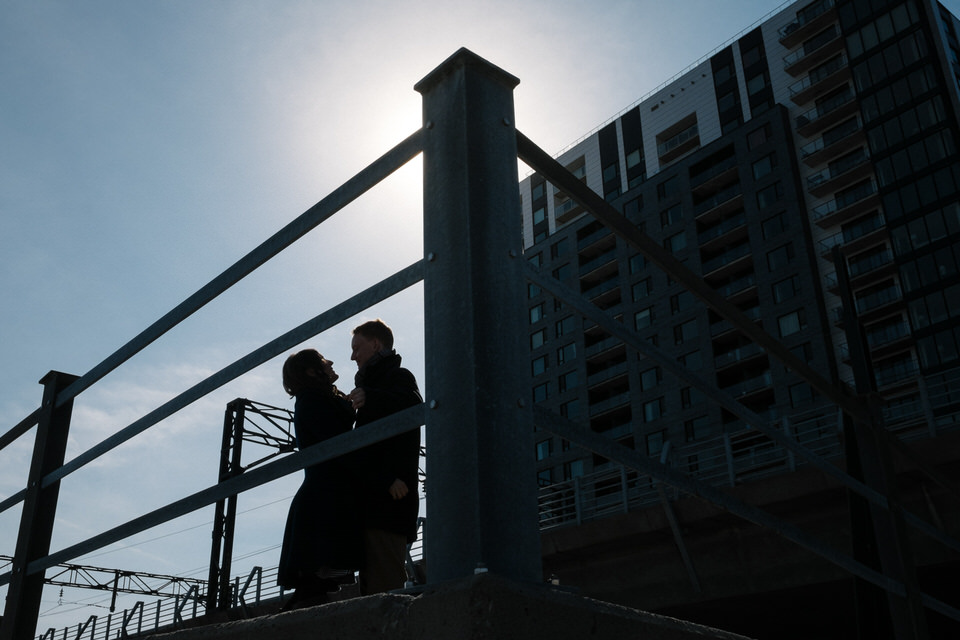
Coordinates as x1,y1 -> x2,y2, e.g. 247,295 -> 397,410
282,349 -> 333,396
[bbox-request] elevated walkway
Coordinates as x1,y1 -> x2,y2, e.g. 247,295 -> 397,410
147,573 -> 754,640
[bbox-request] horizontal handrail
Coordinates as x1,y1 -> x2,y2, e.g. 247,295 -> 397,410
0,403 -> 426,586
36,260 -> 425,493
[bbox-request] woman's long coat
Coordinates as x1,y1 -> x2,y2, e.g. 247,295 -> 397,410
277,389 -> 360,588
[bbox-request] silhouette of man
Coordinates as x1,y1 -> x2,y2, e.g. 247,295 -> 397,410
348,319 -> 422,594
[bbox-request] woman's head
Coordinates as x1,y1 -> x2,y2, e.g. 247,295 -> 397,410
282,349 -> 339,396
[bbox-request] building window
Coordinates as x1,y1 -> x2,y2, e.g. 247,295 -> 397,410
671,290 -> 695,314
551,237 -> 569,258
536,439 -> 552,461
640,367 -> 661,391
632,278 -> 652,301
756,181 -> 783,209
761,212 -> 787,239
635,307 -> 654,330
563,460 -> 584,480
559,370 -> 579,393
560,398 -> 580,418
557,342 -> 577,364
674,319 -> 699,344
666,232 -> 687,254
766,242 -> 794,270
679,350 -> 702,370
752,153 -> 775,180
772,276 -> 801,304
684,416 -> 709,442
555,315 -> 576,337
552,263 -> 571,282
531,328 -> 547,349
532,355 -> 548,376
681,386 -> 704,409
746,72 -> 767,96
778,310 -> 805,337
747,123 -> 771,149
533,382 -> 550,403
789,382 -> 815,408
528,252 -> 542,268
528,283 -> 542,298
537,468 -> 553,486
533,207 -> 547,225
532,182 -> 546,200
629,253 -> 647,274
660,204 -> 682,227
657,175 -> 679,201
643,398 -> 665,422
645,429 -> 666,455
529,303 -> 545,324
534,229 -> 548,243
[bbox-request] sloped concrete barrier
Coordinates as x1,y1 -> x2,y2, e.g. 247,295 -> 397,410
148,574 -> 754,640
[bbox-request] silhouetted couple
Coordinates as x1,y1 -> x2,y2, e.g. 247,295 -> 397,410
277,319 -> 422,610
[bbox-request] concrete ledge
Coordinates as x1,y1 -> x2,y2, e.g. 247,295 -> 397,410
148,574 -> 753,640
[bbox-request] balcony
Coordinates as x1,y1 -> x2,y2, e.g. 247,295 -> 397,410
587,361 -> 629,387
847,247 -> 895,287
800,118 -> 865,168
555,196 -> 585,223
714,341 -> 765,370
711,272 -> 758,305
720,370 -> 774,398
588,391 -> 632,417
783,24 -> 843,77
585,336 -> 621,359
806,149 -> 872,198
698,212 -> 748,251
701,242 -> 753,278
866,319 -> 911,355
690,156 -> 739,195
818,211 -> 886,258
855,282 -> 902,320
811,180 -> 880,228
789,54 -> 850,106
694,182 -> 743,222
710,305 -> 762,337
795,90 -> 857,138
874,359 -> 920,390
779,0 -> 837,49
658,123 -> 700,165
579,251 -> 618,280
577,226 -> 614,251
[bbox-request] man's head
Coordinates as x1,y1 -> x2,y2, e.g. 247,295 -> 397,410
351,319 -> 394,369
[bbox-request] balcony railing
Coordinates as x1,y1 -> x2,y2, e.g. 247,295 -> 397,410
807,149 -> 869,191
701,242 -> 752,275
795,89 -> 854,130
698,212 -> 747,245
694,182 -> 742,217
788,53 -> 848,99
848,247 -> 893,279
856,283 -> 902,314
866,320 -> 911,349
658,123 -> 699,157
811,180 -> 877,222
778,0 -> 836,42
783,24 -> 840,71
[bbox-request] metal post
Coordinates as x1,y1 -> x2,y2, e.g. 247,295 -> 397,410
416,48 -> 542,583
1,371 -> 79,640
834,246 -> 929,639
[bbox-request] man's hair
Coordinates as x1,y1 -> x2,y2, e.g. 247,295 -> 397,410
352,318 -> 394,351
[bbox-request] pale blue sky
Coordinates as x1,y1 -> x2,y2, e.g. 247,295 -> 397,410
7,0 -> 944,630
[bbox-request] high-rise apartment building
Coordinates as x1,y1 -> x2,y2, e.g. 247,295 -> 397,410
521,0 -> 960,489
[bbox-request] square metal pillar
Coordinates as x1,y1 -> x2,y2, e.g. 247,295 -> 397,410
2,371 -> 79,640
416,48 -> 542,584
